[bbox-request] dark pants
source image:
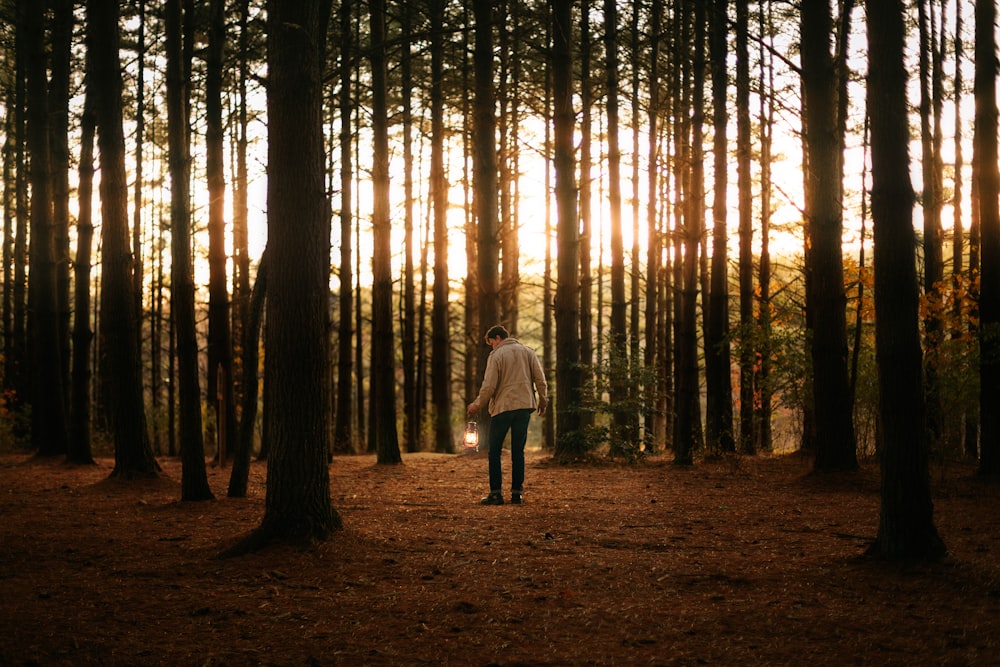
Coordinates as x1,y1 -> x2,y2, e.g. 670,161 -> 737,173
487,408 -> 533,494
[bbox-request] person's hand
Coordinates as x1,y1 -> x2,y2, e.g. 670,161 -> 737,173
467,402 -> 480,416
537,400 -> 547,417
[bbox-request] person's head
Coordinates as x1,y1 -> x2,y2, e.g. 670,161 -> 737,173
484,325 -> 509,349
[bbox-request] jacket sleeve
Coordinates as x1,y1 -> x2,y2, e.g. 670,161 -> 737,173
532,350 -> 547,408
470,353 -> 499,412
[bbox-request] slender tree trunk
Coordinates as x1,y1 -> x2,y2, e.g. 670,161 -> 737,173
333,0 -> 355,455
49,0 -> 72,402
228,251 -> 267,498
552,0 -> 585,460
10,2 -> 28,407
644,0 -> 664,451
706,0 -> 736,454
472,0 -> 501,445
542,15 -> 555,452
919,0 -> 945,453
757,0 -> 775,452
429,0 -> 453,454
132,0 -> 145,370
166,0 -> 212,499
400,4 -> 419,454
207,0 -> 236,464
578,0 -> 595,430
675,0 -> 705,466
69,68 -> 97,466
232,0 -> 251,437
604,0 -> 633,458
736,0 -> 755,455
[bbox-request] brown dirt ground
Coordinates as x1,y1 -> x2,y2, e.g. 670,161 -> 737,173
0,448 -> 998,666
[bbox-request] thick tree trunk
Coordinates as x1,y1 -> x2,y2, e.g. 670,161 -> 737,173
86,0 -> 158,479
223,0 -> 340,555
368,0 -> 402,465
26,0 -> 69,457
976,0 -> 1000,476
865,0 -> 946,561
800,0 -> 857,472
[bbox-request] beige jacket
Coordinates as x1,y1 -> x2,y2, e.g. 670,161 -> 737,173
470,338 -> 547,417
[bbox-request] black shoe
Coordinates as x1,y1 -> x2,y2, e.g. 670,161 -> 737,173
510,493 -> 523,505
480,492 -> 504,505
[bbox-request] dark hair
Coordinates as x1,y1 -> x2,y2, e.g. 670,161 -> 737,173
485,325 -> 509,341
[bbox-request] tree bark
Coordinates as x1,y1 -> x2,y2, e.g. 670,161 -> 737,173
800,0 -> 857,472
368,0 -> 402,465
223,0 -> 340,555
976,0 -> 1000,476
333,0 -> 356,456
166,0 -> 212,500
604,0 -> 634,458
429,0 -> 454,454
26,0 -> 70,457
865,0 -> 946,560
86,0 -> 158,479
706,0 -> 735,454
206,0 -> 236,464
551,0 -> 585,461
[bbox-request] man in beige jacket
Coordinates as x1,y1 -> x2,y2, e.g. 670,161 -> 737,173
467,325 -> 548,505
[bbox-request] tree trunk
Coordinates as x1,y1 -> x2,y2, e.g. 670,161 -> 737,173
644,0 -> 664,451
800,0 -> 857,472
578,0 -> 595,431
736,0 -> 755,455
49,0 -> 73,403
400,3 -> 419,454
166,0 -> 212,500
228,251 -> 267,498
551,0 -> 585,461
69,66 -> 97,466
865,0 -> 946,561
605,0 -> 634,458
223,0 -> 340,555
706,0 -> 735,454
333,0 -> 356,456
675,0 -> 705,466
429,0 -> 454,454
918,0 -> 945,453
86,0 -> 158,479
368,0 -> 402,465
757,0 -> 775,452
472,0 -> 501,444
207,0 -> 236,464
976,0 -> 1000,476
26,0 -> 70,457
232,0 -> 252,445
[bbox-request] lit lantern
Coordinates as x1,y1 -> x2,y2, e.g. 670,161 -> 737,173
463,421 -> 479,451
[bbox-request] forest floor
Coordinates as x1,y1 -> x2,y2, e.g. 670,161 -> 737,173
0,447 -> 999,666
